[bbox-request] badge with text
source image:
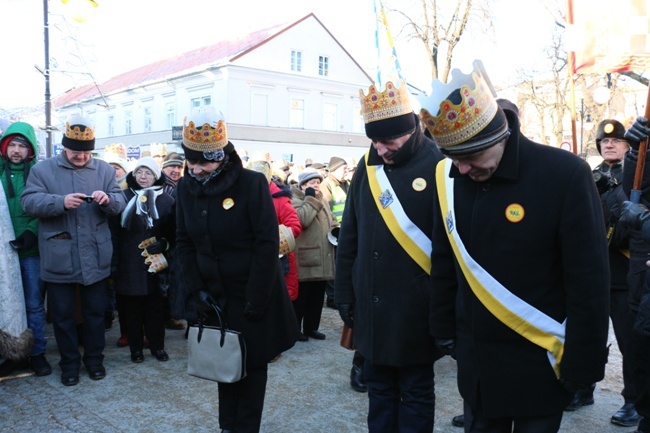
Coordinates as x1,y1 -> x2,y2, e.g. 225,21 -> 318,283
222,198 -> 235,210
378,189 -> 393,208
505,203 -> 525,223
412,178 -> 427,191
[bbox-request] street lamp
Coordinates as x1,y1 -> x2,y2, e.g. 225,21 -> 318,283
579,98 -> 593,157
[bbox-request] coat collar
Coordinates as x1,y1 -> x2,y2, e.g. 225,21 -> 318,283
181,150 -> 243,197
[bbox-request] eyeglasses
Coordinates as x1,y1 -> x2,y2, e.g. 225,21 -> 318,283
600,138 -> 627,145
134,169 -> 155,178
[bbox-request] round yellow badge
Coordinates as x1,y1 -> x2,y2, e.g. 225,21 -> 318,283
139,195 -> 147,203
222,198 -> 234,210
505,203 -> 525,223
604,123 -> 614,134
412,178 -> 427,192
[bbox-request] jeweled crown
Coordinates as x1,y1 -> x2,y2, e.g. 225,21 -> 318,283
360,80 -> 412,124
182,108 -> 228,152
65,115 -> 95,141
418,60 -> 497,148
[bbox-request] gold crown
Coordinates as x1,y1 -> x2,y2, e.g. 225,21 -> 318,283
418,60 -> 497,148
182,108 -> 228,152
360,80 -> 412,124
105,143 -> 127,160
150,142 -> 167,157
65,114 -> 95,141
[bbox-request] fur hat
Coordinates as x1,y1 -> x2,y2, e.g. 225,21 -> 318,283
133,156 -> 162,181
360,80 -> 416,140
328,156 -> 347,172
298,167 -> 323,187
596,119 -> 626,154
62,114 -> 95,151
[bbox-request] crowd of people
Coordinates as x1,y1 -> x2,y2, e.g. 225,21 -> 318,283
1,59 -> 650,433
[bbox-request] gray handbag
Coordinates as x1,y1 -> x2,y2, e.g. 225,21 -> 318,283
187,304 -> 247,383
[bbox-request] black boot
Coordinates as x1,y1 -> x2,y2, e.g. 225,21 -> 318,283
350,364 -> 367,393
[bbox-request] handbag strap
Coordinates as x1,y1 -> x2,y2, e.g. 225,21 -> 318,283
196,303 -> 228,347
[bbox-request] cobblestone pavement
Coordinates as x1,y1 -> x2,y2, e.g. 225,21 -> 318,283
0,308 -> 638,433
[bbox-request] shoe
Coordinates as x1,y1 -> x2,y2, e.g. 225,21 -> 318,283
87,365 -> 106,381
104,312 -> 114,331
152,349 -> 169,362
451,415 -> 464,427
350,364 -> 367,393
165,319 -> 186,330
0,358 -> 30,377
61,372 -> 79,386
29,354 -> 52,377
611,402 -> 641,427
564,392 -> 594,411
307,330 -> 326,340
131,351 -> 144,363
116,334 -> 128,347
297,333 -> 308,342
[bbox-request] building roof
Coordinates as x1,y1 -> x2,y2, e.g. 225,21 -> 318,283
55,13 -> 337,108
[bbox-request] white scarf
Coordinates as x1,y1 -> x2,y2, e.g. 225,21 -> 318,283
121,186 -> 164,229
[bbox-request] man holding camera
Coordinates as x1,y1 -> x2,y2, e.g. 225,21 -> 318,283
21,115 -> 126,387
565,119 -> 641,426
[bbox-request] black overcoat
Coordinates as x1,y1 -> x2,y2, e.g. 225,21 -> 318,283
335,123 -> 444,366
172,150 -> 298,368
430,110 -> 610,417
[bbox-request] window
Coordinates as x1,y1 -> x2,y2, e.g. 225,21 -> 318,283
323,103 -> 338,131
143,106 -> 152,132
319,56 -> 329,77
291,50 -> 302,72
290,98 -> 304,128
165,103 -> 175,129
125,111 -> 132,135
191,96 -> 211,109
107,115 -> 114,136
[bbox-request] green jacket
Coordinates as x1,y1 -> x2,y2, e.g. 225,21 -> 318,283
0,122 -> 39,258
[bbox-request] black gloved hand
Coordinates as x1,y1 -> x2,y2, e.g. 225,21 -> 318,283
10,230 -> 37,250
560,378 -> 593,395
145,238 -> 169,255
337,303 -> 354,328
625,116 -> 650,150
188,290 -> 217,314
244,302 -> 265,321
434,338 -> 457,359
619,201 -> 650,229
305,187 -> 316,197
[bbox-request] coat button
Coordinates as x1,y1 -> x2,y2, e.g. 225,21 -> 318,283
201,210 -> 207,216
373,252 -> 379,259
373,296 -> 379,303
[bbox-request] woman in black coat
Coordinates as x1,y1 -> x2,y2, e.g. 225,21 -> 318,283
110,157 -> 176,364
172,108 -> 298,433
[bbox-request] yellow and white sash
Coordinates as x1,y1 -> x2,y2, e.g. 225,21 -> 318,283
365,153 -> 432,274
435,158 -> 565,377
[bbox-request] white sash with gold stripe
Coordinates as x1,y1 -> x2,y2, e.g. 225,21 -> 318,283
365,153 -> 432,274
435,158 -> 565,377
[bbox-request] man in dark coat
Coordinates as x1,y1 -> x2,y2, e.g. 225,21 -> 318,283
335,80 -> 445,433
420,62 -> 610,432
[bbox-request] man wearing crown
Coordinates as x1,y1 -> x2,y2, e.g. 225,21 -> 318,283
334,80 -> 445,432
422,61 -> 610,432
21,114 -> 126,387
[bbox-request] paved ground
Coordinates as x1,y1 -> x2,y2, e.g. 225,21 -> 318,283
0,307 -> 639,433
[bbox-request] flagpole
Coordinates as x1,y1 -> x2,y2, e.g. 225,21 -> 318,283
630,88 -> 650,203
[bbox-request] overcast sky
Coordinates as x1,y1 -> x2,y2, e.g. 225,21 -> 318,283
0,0 -> 555,113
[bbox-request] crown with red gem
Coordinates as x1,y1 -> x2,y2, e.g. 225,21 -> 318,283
65,114 -> 95,142
182,107 -> 228,152
418,60 -> 498,149
360,80 -> 412,124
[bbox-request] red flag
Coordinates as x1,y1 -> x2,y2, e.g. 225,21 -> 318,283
567,0 -> 650,73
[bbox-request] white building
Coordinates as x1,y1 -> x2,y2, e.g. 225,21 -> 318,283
53,13 -> 375,166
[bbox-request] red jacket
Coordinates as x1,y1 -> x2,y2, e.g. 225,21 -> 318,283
270,181 -> 301,300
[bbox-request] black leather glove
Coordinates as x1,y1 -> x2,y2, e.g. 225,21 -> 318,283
10,230 -> 37,250
244,302 -> 265,321
145,238 -> 169,255
337,303 -> 354,328
188,290 -> 217,314
560,378 -> 593,395
619,201 -> 650,229
625,116 -> 650,150
434,338 -> 457,359
305,187 -> 316,197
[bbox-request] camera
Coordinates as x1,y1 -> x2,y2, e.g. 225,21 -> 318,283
592,169 -> 616,194
84,195 -> 94,203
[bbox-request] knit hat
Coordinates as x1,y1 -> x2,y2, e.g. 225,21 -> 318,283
328,156 -> 347,172
419,60 -> 509,156
62,114 -> 95,151
298,167 -> 323,187
162,152 -> 184,168
360,80 -> 416,140
133,156 -> 162,181
596,119 -> 626,154
182,107 -> 232,162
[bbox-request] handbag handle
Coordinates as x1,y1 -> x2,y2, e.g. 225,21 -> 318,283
196,303 -> 228,348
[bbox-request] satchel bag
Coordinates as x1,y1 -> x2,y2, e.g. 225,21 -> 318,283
187,304 -> 247,383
